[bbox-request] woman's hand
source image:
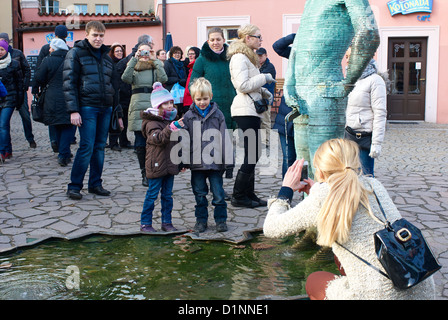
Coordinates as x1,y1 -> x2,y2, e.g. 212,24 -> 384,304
283,159 -> 314,194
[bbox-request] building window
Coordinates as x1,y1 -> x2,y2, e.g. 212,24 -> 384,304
95,4 -> 109,15
205,26 -> 240,44
197,16 -> 250,47
40,0 -> 60,14
74,4 -> 88,15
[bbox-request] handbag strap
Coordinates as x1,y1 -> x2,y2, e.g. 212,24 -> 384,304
335,185 -> 391,280
337,242 -> 390,279
40,59 -> 64,93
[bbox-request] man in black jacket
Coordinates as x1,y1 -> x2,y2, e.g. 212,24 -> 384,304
0,33 -> 36,149
63,21 -> 122,200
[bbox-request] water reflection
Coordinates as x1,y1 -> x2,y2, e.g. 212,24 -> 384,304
0,233 -> 338,300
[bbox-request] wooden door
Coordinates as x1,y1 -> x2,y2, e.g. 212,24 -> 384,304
387,37 -> 427,120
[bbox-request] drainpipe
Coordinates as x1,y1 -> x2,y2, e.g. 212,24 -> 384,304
162,0 -> 167,48
12,0 -> 21,50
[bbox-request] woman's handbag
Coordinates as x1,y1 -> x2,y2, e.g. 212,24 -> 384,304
171,83 -> 185,104
339,189 -> 442,290
248,93 -> 269,114
109,104 -> 122,134
31,87 -> 47,123
344,126 -> 372,150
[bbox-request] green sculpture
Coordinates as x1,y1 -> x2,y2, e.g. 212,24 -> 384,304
285,0 -> 380,174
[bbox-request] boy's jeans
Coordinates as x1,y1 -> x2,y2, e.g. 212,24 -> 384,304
141,175 -> 175,225
191,170 -> 227,224
68,106 -> 112,191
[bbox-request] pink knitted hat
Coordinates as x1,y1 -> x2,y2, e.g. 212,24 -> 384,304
150,82 -> 174,108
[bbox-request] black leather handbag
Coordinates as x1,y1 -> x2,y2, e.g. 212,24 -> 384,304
31,86 -> 47,123
248,93 -> 269,114
339,189 -> 441,290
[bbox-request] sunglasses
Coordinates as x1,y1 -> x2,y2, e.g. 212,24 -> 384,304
249,35 -> 262,40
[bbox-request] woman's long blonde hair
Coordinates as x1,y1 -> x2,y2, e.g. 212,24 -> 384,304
227,24 -> 260,67
313,139 -> 375,247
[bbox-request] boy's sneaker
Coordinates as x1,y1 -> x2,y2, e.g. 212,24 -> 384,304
216,222 -> 228,232
194,221 -> 207,233
161,223 -> 178,232
140,225 -> 156,233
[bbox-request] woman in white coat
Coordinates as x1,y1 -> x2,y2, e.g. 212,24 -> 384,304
263,139 -> 435,300
227,24 -> 274,208
345,58 -> 387,176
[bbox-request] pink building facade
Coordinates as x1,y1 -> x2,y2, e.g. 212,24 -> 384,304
19,0 -> 448,123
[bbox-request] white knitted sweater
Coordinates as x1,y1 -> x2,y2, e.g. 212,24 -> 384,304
263,177 -> 435,300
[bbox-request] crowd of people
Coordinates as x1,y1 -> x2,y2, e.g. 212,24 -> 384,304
0,20 -> 436,300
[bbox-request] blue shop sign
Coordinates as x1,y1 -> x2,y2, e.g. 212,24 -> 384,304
45,31 -> 74,44
387,0 -> 433,16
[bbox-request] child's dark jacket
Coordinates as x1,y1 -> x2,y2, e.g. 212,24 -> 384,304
181,102 -> 233,171
141,110 -> 180,179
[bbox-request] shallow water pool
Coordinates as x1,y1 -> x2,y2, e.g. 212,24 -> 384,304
0,232 -> 338,300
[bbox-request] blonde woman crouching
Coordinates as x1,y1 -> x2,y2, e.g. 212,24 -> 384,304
263,138 -> 435,300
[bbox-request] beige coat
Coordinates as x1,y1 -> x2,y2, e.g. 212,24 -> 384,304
227,41 -> 273,118
263,177 -> 436,300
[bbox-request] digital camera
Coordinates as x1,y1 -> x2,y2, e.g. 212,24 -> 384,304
140,50 -> 150,57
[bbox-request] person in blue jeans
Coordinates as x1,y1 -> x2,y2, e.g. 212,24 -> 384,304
63,21 -> 123,200
272,34 -> 297,178
140,82 -> 183,233
176,77 -> 232,233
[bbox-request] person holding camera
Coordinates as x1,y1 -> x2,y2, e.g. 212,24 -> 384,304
263,139 -> 435,300
227,24 -> 274,208
122,42 -> 168,188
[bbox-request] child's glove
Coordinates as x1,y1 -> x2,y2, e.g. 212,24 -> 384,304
170,119 -> 184,131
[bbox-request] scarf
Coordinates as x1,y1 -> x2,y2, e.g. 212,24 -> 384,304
0,53 -> 11,70
194,104 -> 212,118
169,57 -> 185,79
360,59 -> 377,80
144,107 -> 178,121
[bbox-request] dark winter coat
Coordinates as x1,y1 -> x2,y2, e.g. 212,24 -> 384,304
62,39 -> 119,113
115,43 -> 139,107
32,41 -> 70,94
181,102 -> 233,171
34,49 -> 71,126
8,46 -> 31,89
272,34 -> 296,136
190,42 -> 236,129
259,58 -> 276,96
141,110 -> 180,179
163,58 -> 187,92
0,54 -> 24,109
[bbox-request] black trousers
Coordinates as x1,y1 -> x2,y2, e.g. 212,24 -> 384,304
233,116 -> 261,174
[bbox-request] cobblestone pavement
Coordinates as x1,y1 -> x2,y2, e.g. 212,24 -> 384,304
0,111 -> 447,299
